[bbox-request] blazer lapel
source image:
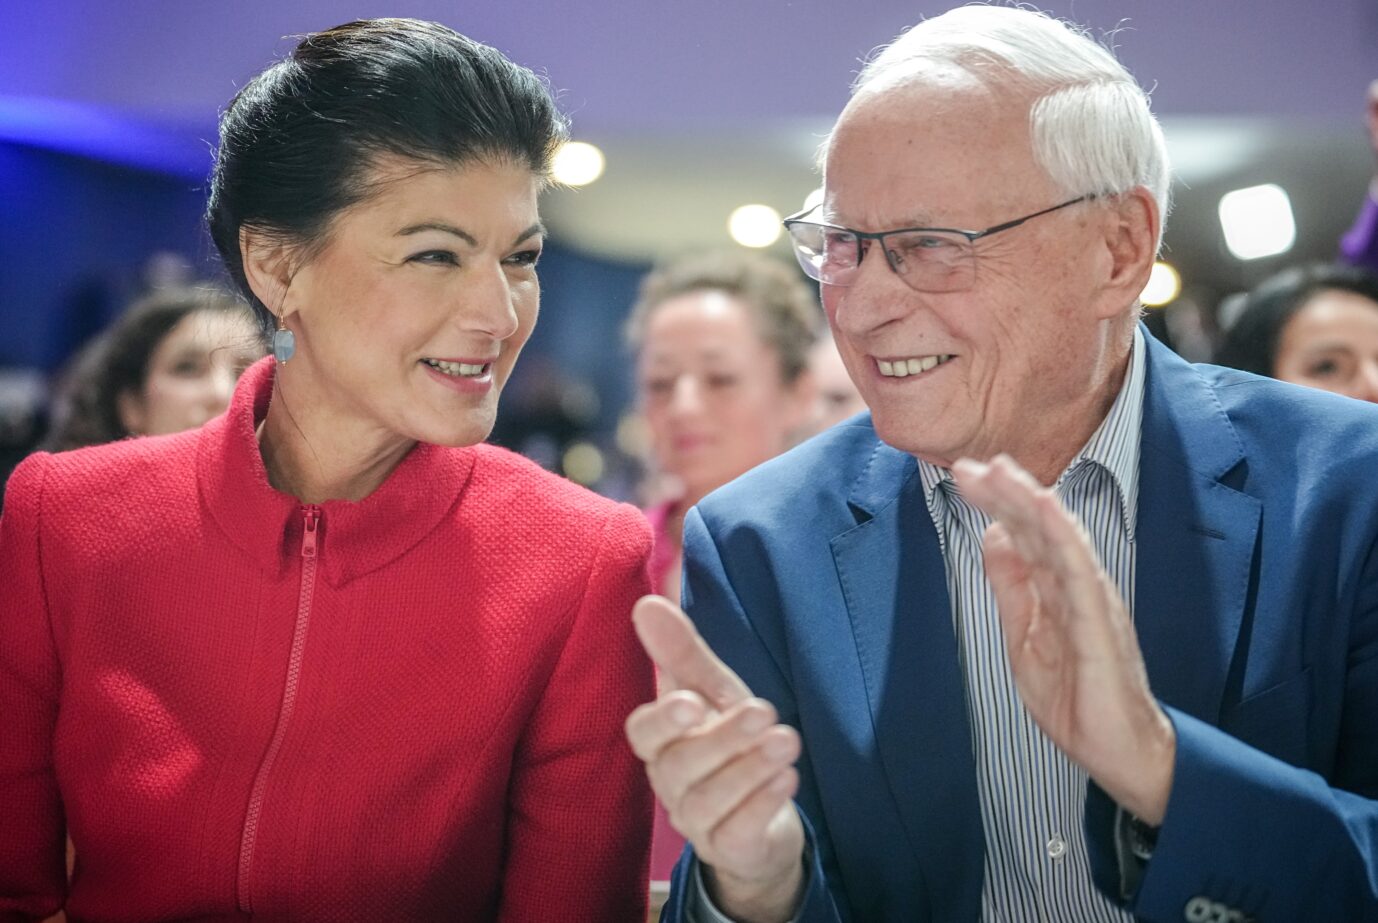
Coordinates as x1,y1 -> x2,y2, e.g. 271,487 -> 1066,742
1134,334 -> 1261,722
831,441 -> 985,918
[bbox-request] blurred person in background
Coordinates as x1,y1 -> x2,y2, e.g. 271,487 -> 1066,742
43,286 -> 266,451
625,250 -> 820,886
1215,263 -> 1378,403
806,328 -> 866,434
0,19 -> 653,921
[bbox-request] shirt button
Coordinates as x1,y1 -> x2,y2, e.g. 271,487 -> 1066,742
1046,834 -> 1067,860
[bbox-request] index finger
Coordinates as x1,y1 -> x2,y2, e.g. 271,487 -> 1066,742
632,595 -> 753,710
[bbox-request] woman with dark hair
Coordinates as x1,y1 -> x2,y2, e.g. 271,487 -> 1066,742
1215,262 -> 1378,403
1,19 -> 653,921
44,286 -> 264,451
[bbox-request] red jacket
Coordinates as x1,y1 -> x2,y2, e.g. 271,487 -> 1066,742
0,359 -> 654,922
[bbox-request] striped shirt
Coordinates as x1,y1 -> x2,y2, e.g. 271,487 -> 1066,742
916,326 -> 1145,922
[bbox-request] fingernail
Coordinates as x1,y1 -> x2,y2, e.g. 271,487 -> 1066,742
670,701 -> 697,727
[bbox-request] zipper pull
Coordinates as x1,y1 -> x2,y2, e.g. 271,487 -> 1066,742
301,506 -> 320,558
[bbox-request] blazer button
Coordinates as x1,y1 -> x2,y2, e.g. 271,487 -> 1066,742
1184,896 -> 1253,923
1184,896 -> 1215,922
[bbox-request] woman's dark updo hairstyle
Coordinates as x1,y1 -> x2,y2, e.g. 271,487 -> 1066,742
207,18 -> 568,331
1214,263 -> 1378,377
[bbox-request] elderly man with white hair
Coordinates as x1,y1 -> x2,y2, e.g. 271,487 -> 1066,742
627,6 -> 1378,922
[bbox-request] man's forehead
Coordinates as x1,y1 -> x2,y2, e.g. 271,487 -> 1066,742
822,74 -> 1041,225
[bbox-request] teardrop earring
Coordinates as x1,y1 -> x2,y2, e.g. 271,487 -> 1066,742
272,311 -> 296,363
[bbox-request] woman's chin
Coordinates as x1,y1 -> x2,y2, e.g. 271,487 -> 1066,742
412,413 -> 496,449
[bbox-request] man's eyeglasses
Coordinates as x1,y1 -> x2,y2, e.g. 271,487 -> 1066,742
782,195 -> 1093,294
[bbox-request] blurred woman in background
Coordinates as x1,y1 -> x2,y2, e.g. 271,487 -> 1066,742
1215,263 -> 1378,403
807,328 -> 867,435
44,286 -> 265,451
625,250 -> 820,884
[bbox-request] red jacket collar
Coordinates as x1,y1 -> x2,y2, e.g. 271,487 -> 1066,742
196,357 -> 476,586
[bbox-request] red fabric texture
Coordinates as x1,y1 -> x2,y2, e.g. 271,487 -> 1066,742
0,358 -> 655,922
642,501 -> 688,882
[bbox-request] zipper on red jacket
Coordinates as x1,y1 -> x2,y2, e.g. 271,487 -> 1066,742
237,505 -> 321,912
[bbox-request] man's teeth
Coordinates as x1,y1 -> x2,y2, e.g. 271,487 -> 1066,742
423,358 -> 486,377
876,355 -> 953,377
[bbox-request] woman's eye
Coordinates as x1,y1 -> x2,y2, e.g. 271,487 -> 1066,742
409,250 -> 459,266
505,248 -> 542,268
644,379 -> 673,396
171,359 -> 206,377
707,375 -> 739,389
1307,359 -> 1340,378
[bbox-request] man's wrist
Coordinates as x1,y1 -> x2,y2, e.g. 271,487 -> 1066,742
1098,707 -> 1176,825
702,854 -> 807,923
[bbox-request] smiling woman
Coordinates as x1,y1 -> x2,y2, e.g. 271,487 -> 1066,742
0,19 -> 654,922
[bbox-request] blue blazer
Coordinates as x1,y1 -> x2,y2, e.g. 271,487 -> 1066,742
663,331 -> 1378,922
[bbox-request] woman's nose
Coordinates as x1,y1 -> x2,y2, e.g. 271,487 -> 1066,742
1353,359 -> 1378,404
669,376 -> 705,416
458,264 -> 520,340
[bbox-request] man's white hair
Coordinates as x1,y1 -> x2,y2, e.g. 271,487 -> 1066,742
850,4 -> 1172,246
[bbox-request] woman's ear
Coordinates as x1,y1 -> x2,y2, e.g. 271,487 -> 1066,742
116,389 -> 147,436
239,226 -> 296,316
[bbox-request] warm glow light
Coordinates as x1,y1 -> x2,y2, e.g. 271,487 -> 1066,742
562,442 -> 605,486
551,141 -> 605,186
1140,261 -> 1182,307
728,204 -> 782,248
1218,184 -> 1295,260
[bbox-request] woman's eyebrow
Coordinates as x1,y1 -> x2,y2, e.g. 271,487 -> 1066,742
396,222 -> 476,245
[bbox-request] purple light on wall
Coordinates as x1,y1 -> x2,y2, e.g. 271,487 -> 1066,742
0,94 -> 212,178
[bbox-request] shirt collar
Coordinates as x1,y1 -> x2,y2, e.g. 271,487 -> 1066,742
918,325 -> 1146,540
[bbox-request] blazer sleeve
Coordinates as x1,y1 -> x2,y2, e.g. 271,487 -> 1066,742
0,454 -> 67,920
1091,539 -> 1378,922
495,503 -> 656,923
659,506 -> 847,923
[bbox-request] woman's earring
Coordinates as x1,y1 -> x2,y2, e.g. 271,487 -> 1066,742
272,311 -> 296,363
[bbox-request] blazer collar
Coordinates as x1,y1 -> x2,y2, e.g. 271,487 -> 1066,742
833,442 -> 986,917
196,358 -> 475,587
1133,330 -> 1260,723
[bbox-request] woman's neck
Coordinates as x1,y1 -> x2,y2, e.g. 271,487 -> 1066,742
257,384 -> 415,504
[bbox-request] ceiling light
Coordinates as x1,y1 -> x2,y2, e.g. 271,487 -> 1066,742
1218,183 -> 1295,260
552,141 -> 605,186
728,204 -> 782,248
1140,261 -> 1182,307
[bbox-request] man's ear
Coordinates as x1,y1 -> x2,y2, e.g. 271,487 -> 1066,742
1095,186 -> 1159,319
239,226 -> 296,316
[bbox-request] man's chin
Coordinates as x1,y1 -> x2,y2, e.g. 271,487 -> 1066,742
871,414 -> 960,467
